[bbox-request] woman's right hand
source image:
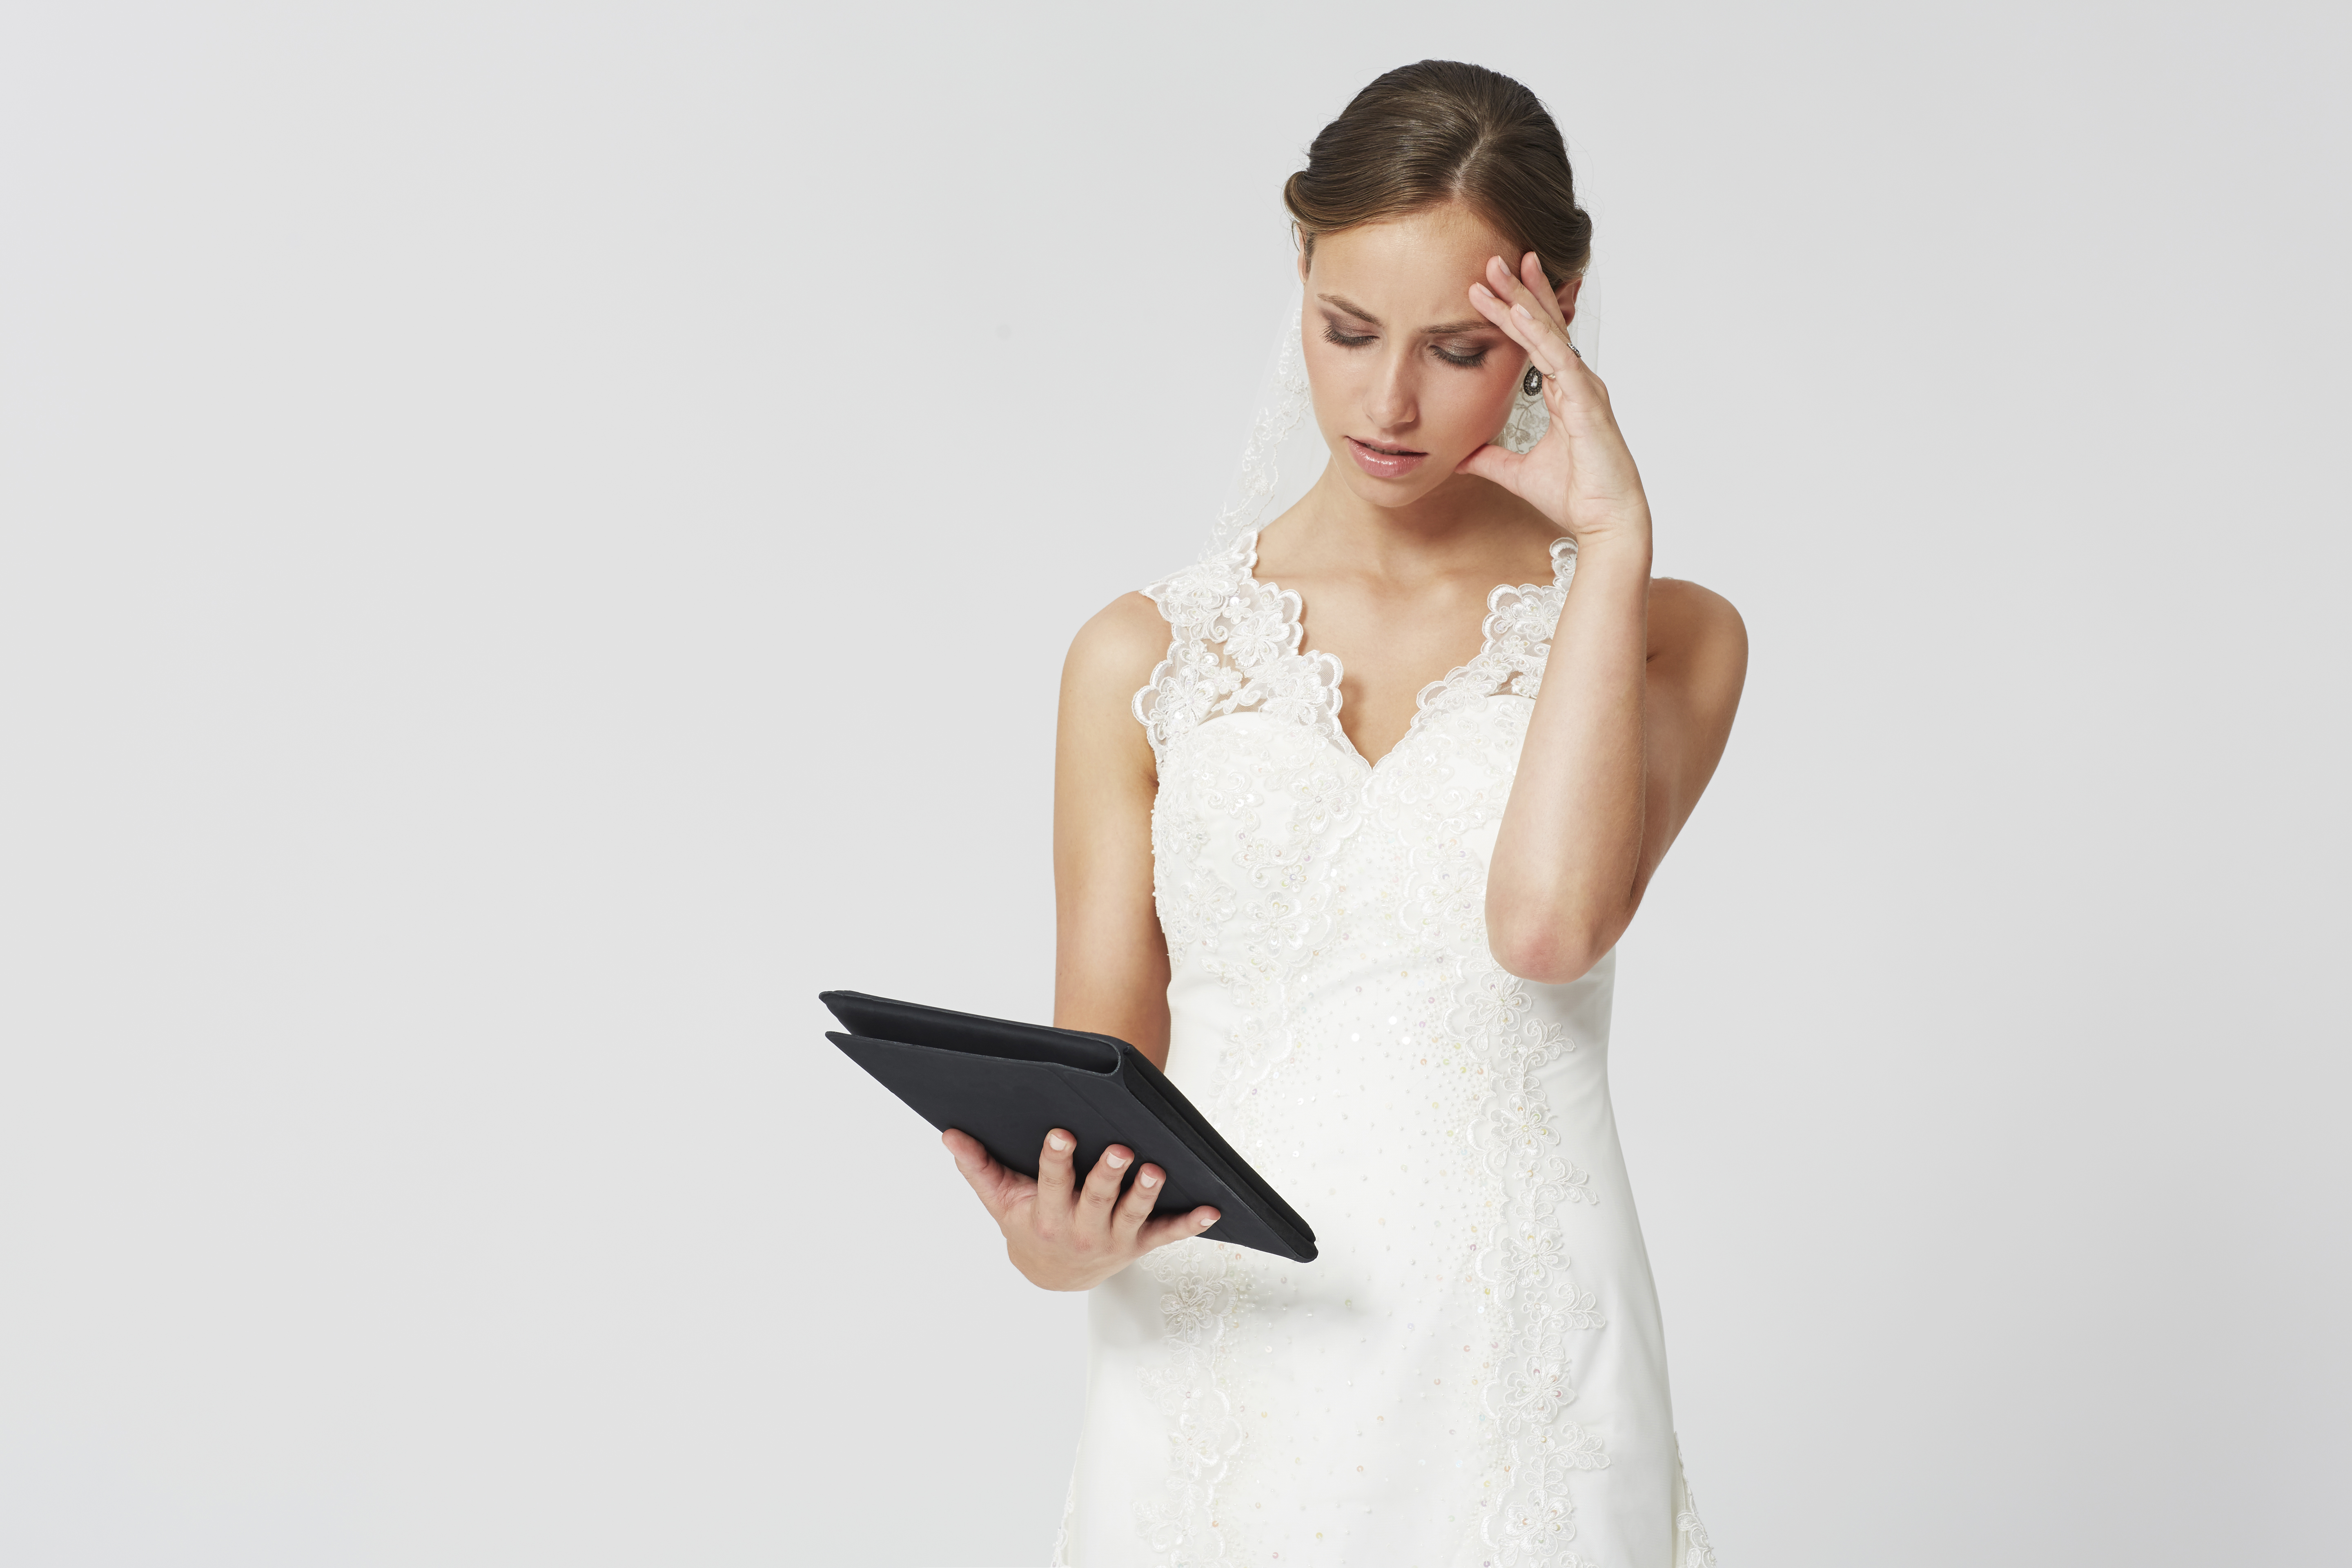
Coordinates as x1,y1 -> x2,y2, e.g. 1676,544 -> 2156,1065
942,1127 -> 1220,1291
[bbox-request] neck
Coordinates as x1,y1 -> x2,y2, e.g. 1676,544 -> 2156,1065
1279,461 -> 1532,575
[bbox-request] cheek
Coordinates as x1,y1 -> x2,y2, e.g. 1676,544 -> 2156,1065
1301,338 -> 1355,419
1429,365 -> 1521,448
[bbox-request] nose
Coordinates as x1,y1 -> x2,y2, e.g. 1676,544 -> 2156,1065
1365,345 -> 1419,435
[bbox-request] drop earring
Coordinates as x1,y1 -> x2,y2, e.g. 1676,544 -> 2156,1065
1521,365 -> 1544,397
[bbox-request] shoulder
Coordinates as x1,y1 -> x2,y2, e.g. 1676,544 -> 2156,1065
1065,591 -> 1171,686
1648,577 -> 1745,652
1646,577 -> 1748,700
1072,583 -> 1171,668
1064,535 -> 1253,690
1058,592 -> 1170,775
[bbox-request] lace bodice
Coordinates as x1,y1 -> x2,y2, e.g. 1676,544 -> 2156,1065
1131,530 -> 1578,766
1058,528 -> 1711,1567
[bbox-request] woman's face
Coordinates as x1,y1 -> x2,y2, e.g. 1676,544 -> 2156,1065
1299,201 -> 1551,510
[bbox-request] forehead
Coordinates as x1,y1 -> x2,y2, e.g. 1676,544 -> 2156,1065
1308,202 -> 1515,324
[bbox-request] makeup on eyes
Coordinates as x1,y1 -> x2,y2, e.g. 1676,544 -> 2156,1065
1321,320 -> 1497,369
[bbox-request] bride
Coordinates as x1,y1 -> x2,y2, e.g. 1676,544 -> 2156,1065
943,60 -> 1746,1566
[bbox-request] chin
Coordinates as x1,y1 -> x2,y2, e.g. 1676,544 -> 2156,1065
1341,468 -> 1448,508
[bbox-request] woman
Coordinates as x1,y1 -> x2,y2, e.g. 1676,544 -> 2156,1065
944,60 -> 1746,1567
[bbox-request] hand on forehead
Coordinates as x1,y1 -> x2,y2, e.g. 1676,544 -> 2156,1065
1304,201 -> 1556,329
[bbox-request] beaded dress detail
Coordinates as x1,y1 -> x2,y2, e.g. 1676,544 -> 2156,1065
1053,528 -> 1713,1566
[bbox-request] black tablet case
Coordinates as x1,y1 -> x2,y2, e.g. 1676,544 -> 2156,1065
820,991 -> 1316,1263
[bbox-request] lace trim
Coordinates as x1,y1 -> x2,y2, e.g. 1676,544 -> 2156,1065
1133,534 -> 1345,763
1133,1241 -> 1255,1562
1050,1465 -> 1076,1566
1415,536 -> 1579,716
1132,533 -> 1576,766
1359,572 -> 1599,1566
1460,944 -> 1613,1564
1675,1441 -> 1719,1567
1132,721 -> 1363,1557
1129,538 -> 1592,1565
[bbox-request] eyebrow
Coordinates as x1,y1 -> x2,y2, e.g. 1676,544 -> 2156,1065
1317,292 -> 1493,337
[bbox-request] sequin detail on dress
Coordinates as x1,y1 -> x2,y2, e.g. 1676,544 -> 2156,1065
1064,528 -> 1710,1566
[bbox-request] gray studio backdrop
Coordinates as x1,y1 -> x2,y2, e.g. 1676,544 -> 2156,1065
2,3 -> 2344,1564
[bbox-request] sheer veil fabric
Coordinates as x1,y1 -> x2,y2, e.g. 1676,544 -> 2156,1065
1054,243 -> 1715,1565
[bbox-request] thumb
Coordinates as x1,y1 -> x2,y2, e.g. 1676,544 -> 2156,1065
942,1128 -> 1022,1224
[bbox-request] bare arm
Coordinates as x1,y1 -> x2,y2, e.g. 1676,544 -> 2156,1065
1462,252 -> 1750,983
938,592 -> 1218,1288
1488,568 -> 1748,981
1051,593 -> 1175,1067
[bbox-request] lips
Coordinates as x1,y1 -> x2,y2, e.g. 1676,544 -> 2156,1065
1345,435 -> 1428,480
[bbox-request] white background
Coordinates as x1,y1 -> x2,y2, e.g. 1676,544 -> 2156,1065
2,3 -> 2345,1564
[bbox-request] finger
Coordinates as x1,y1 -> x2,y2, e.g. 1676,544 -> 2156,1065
1469,276 -> 1571,385
1519,251 -> 1570,333
1467,280 -> 1547,364
1076,1144 -> 1134,1234
1136,1205 -> 1222,1252
1035,1127 -> 1077,1216
1480,254 -> 1574,376
1511,301 -> 1576,380
1454,441 -> 1522,487
1495,251 -> 1569,339
1112,1162 -> 1166,1242
1521,252 -> 1585,362
942,1128 -> 1029,1227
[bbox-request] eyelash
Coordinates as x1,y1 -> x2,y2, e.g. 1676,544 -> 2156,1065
1323,324 -> 1489,370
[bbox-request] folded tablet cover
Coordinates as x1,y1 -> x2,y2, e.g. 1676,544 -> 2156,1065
820,990 -> 1316,1263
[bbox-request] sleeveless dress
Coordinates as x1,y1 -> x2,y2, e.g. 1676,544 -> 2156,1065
1054,530 -> 1717,1568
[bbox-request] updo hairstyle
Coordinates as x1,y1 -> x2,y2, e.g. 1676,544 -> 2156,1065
1283,60 -> 1592,290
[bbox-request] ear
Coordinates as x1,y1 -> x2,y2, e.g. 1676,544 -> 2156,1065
1555,274 -> 1584,326
1295,233 -> 1311,286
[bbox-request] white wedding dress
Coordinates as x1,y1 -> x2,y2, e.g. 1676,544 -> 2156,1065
1052,527 -> 1716,1567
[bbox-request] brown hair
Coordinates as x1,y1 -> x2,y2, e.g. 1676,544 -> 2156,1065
1283,60 -> 1591,289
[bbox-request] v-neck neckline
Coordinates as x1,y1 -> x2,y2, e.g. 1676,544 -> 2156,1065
1234,530 -> 1577,775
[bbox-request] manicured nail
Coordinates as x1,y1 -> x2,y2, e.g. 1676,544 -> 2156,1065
1140,1171 -> 1159,1188
1470,282 -> 1493,300
1107,1151 -> 1129,1169
1512,303 -> 1535,323
1198,1212 -> 1218,1227
1048,1132 -> 1071,1152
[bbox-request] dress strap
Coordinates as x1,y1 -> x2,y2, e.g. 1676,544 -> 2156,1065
1129,532 -> 1344,761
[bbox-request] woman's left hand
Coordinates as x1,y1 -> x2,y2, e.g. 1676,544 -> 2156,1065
1459,252 -> 1652,549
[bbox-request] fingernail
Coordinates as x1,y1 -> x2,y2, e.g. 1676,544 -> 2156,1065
1140,1171 -> 1159,1188
1199,1212 -> 1218,1227
1107,1151 -> 1129,1169
1470,282 -> 1493,300
1512,303 -> 1535,322
1048,1132 -> 1071,1152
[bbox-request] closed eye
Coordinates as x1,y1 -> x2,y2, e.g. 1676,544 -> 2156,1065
1323,317 -> 1494,368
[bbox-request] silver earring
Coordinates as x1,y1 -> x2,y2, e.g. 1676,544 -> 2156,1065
1521,365 -> 1544,397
